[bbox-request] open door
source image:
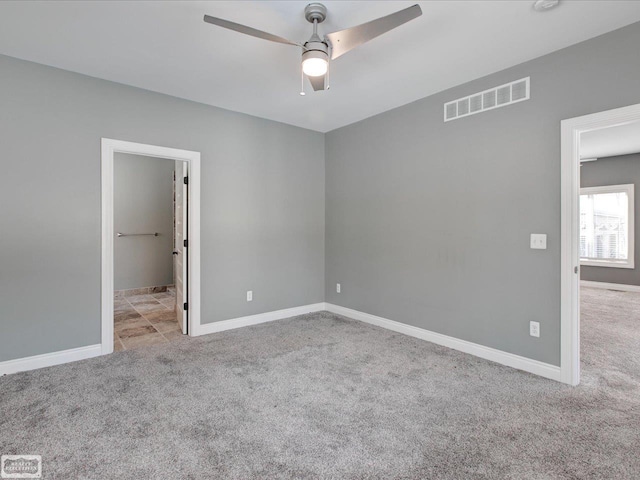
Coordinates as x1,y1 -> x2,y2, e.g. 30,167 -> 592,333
175,161 -> 188,334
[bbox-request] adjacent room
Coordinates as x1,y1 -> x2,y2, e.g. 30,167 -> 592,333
1,1 -> 640,478
579,122 -> 640,388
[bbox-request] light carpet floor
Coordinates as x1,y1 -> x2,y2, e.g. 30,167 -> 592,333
1,289 -> 639,479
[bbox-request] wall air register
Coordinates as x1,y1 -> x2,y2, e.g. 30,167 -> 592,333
444,77 -> 530,122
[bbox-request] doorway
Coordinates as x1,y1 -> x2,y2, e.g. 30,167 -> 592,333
560,103 -> 640,385
101,139 -> 201,355
112,154 -> 187,350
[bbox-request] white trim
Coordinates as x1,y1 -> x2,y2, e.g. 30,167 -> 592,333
579,184 -> 634,269
0,344 -> 102,376
561,102 -> 640,386
581,280 -> 640,293
325,303 -> 561,382
581,260 -> 634,269
193,303 -> 327,336
2,302 -> 566,381
102,139 -> 201,355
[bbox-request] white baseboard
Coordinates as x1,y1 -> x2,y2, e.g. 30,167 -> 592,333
1,303 -> 563,383
325,303 -> 562,382
0,344 -> 102,376
194,303 -> 327,336
581,280 -> 640,292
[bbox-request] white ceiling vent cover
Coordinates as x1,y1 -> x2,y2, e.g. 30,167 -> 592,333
444,77 -> 530,122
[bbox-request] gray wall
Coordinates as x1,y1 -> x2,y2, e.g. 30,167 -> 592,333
581,153 -> 640,286
325,22 -> 640,367
3,22 -> 640,366
114,153 -> 175,290
0,54 -> 325,362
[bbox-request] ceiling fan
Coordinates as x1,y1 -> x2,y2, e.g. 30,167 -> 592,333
203,3 -> 422,93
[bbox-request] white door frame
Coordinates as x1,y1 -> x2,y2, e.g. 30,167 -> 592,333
101,138 -> 201,354
560,102 -> 640,385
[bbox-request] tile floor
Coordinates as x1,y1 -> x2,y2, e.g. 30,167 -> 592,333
114,288 -> 184,351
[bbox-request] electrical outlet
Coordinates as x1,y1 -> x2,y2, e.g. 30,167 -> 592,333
530,321 -> 540,338
336,283 -> 341,293
247,290 -> 253,302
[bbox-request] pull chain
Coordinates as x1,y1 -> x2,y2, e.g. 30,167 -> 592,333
300,67 -> 306,96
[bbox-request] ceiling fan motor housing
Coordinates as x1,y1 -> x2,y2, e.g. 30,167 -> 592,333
302,41 -> 329,63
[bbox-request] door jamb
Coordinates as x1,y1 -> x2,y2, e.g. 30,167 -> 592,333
101,138 -> 201,354
560,102 -> 640,385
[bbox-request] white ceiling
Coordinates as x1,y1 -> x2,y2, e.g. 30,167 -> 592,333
1,1 -> 639,132
581,121 -> 640,160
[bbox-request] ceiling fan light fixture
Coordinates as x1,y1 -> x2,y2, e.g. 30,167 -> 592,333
301,50 -> 328,77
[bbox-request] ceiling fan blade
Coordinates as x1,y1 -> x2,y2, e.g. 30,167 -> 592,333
325,4 -> 422,60
203,15 -> 300,47
308,74 -> 326,91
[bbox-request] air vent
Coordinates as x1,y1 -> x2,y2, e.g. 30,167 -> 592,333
444,77 -> 530,122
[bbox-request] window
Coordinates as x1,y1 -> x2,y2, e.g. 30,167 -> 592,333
580,184 -> 634,268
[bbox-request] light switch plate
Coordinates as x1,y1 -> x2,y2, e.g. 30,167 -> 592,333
530,234 -> 547,250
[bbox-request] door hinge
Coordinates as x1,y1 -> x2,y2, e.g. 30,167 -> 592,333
184,239 -> 188,248
183,302 -> 188,311
574,266 -> 579,274
183,176 -> 188,185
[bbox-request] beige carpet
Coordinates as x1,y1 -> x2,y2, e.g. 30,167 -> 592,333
0,288 -> 638,479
